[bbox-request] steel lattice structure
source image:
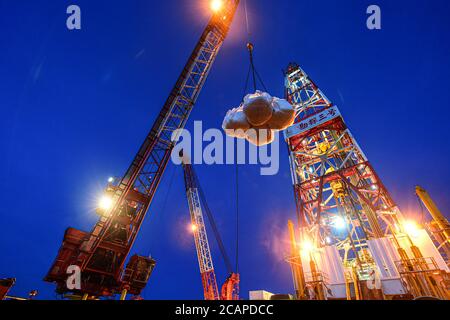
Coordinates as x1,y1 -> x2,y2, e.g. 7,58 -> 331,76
183,162 -> 220,300
284,63 -> 404,266
46,1 -> 240,297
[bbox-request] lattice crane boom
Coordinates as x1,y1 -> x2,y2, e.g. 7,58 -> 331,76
181,154 -> 239,301
45,1 -> 240,297
182,160 -> 220,300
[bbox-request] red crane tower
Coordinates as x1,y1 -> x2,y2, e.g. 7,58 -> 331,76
0,278 -> 16,300
181,154 -> 239,300
45,1 -> 241,298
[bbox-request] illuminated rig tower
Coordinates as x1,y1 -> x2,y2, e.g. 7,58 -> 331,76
284,63 -> 450,300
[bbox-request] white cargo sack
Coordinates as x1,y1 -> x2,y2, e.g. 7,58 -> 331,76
267,98 -> 296,130
245,126 -> 274,147
222,90 -> 296,146
222,107 -> 250,139
243,91 -> 273,126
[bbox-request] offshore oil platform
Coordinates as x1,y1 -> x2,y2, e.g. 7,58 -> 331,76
1,0 -> 449,301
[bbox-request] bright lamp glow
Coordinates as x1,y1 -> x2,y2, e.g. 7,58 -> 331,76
211,0 -> 223,12
333,216 -> 347,230
403,221 -> 421,238
301,239 -> 314,254
98,195 -> 113,211
190,224 -> 198,233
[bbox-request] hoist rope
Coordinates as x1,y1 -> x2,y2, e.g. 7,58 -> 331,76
416,193 -> 426,224
148,164 -> 178,250
235,141 -> 240,274
236,0 -> 271,275
234,0 -> 253,276
244,0 -> 251,39
242,0 -> 268,94
194,168 -> 234,274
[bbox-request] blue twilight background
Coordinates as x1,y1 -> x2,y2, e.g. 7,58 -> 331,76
0,0 -> 449,299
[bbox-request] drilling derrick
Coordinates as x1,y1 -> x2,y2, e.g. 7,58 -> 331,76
284,63 -> 450,300
45,1 -> 240,298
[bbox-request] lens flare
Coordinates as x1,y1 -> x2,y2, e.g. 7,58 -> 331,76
333,216 -> 347,230
403,221 -> 421,238
98,195 -> 113,211
211,0 -> 223,13
301,239 -> 315,254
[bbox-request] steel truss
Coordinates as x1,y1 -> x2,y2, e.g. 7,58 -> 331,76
284,63 -> 403,265
46,1 -> 240,297
184,163 -> 220,300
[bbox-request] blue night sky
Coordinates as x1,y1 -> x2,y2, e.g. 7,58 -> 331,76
1,0 -> 450,300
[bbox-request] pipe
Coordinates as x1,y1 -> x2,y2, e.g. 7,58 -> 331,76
4,296 -> 28,301
288,220 -> 308,300
344,273 -> 352,300
351,267 -> 361,301
416,186 -> 450,245
120,289 -> 128,301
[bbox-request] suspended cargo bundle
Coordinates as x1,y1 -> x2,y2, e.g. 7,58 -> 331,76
222,106 -> 251,139
222,90 -> 295,146
245,125 -> 274,146
243,91 -> 273,126
221,38 -> 295,146
267,97 -> 296,130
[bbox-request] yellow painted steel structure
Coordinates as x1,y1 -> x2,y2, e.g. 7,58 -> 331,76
416,186 -> 450,250
287,220 -> 307,300
283,63 -> 450,300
